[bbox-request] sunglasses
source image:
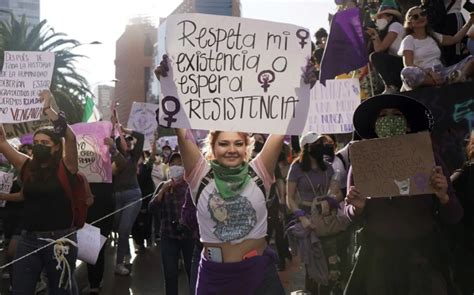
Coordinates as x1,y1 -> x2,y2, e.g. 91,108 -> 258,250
409,10 -> 427,20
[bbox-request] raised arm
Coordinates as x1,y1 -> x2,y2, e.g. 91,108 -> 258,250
176,128 -> 202,176
256,135 -> 285,178
441,14 -> 474,46
0,125 -> 28,172
41,90 -> 78,174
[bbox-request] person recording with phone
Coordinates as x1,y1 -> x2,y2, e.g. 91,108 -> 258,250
366,2 -> 405,94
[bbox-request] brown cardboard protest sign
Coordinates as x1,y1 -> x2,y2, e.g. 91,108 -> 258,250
349,131 -> 435,198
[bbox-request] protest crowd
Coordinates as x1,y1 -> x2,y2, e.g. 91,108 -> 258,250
1,0 -> 474,294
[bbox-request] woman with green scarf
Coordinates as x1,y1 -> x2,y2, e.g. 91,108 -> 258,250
176,128 -> 285,295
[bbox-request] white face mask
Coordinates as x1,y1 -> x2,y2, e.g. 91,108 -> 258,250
169,165 -> 185,181
376,18 -> 389,31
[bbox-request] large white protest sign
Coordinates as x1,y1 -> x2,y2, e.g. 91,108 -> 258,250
158,14 -> 311,135
0,51 -> 55,123
72,122 -> 113,183
304,79 -> 361,134
127,102 -> 159,150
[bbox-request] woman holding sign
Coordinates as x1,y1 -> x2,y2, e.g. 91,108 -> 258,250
344,94 -> 463,295
154,56 -> 295,294
0,90 -> 80,294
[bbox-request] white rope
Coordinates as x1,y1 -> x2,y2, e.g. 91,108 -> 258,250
0,192 -> 155,270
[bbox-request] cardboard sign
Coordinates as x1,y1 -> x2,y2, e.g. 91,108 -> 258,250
304,79 -> 360,134
0,51 -> 55,123
349,132 -> 435,198
126,102 -> 159,150
71,122 -> 113,183
158,13 -> 311,135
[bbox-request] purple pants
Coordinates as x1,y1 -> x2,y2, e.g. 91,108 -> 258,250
195,247 -> 284,295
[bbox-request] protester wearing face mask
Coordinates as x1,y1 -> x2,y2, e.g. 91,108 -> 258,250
0,90 -> 80,294
286,132 -> 347,295
366,1 -> 405,94
344,94 -> 463,294
149,153 -> 195,295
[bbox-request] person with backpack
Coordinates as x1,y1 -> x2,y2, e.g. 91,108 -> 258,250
344,94 -> 463,295
399,6 -> 474,90
0,90 -> 80,294
450,135 -> 474,295
286,132 -> 349,295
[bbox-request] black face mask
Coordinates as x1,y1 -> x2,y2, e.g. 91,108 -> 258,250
323,145 -> 335,162
309,144 -> 325,161
32,144 -> 51,162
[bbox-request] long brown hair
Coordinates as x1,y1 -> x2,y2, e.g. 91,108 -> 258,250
25,127 -> 63,181
294,137 -> 328,172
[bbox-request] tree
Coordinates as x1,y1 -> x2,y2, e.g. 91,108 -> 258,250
0,11 -> 91,123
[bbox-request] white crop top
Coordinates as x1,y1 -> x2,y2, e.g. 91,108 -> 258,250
186,155 -> 274,245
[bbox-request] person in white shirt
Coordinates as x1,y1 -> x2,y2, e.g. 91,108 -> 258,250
399,6 -> 474,90
367,4 -> 405,93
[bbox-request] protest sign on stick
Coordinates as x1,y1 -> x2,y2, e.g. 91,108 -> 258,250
304,79 -> 360,134
0,51 -> 55,123
127,102 -> 158,150
349,132 -> 435,198
71,122 -> 113,183
158,13 -> 311,135
0,170 -> 14,207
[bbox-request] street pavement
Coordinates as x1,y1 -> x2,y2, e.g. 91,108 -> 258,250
0,238 -> 306,295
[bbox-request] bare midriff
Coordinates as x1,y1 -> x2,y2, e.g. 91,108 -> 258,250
203,237 -> 267,263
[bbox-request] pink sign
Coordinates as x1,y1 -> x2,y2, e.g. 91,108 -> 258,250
71,121 -> 113,183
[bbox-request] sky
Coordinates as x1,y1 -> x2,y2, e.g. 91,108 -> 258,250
41,0 -> 336,88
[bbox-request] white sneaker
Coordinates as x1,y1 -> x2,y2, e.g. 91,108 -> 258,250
114,264 -> 130,276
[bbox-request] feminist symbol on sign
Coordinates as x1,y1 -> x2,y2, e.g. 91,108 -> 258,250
257,70 -> 275,93
161,96 -> 181,128
296,29 -> 310,49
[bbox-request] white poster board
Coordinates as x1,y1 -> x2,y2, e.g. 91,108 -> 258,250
77,223 -> 107,265
0,170 -> 14,207
127,102 -> 159,150
158,13 -> 311,135
304,79 -> 360,134
0,51 -> 55,123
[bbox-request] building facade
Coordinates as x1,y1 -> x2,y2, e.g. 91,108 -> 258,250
0,0 -> 40,25
114,17 -> 157,124
94,85 -> 115,122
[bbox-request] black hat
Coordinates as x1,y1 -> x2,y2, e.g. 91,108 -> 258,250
353,94 -> 434,139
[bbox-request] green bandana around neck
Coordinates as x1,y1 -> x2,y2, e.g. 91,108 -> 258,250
210,160 -> 251,199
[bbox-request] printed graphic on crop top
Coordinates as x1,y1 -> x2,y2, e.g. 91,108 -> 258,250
208,188 -> 257,242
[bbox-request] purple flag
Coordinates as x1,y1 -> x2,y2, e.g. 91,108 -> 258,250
319,8 -> 369,84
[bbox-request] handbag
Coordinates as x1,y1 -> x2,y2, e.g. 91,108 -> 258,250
303,172 -> 350,237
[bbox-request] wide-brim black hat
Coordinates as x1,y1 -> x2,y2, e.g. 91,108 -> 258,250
353,94 -> 434,139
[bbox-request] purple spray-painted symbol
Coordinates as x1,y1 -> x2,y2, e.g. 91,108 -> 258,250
296,29 -> 310,49
161,96 -> 180,128
412,172 -> 429,192
257,70 -> 275,93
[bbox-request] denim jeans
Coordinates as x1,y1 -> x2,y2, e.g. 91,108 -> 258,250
12,230 -> 78,295
160,236 -> 195,295
189,241 -> 203,295
114,187 -> 142,264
